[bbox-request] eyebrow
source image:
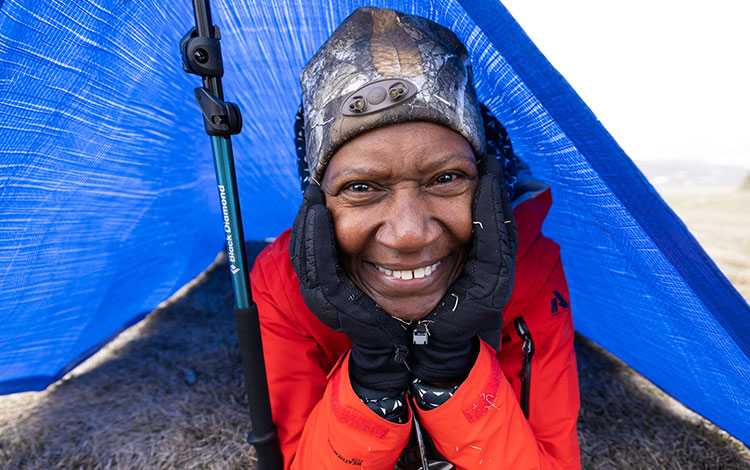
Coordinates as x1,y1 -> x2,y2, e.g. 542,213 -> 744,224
327,166 -> 386,179
420,153 -> 476,170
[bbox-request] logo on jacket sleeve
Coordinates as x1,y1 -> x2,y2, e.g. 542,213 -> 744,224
328,439 -> 363,466
551,290 -> 570,316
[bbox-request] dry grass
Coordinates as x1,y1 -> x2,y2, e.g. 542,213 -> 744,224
577,335 -> 750,469
1,192 -> 749,469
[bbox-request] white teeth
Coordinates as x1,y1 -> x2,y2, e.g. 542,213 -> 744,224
376,261 -> 441,280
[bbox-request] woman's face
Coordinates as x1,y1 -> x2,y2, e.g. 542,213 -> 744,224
321,121 -> 478,322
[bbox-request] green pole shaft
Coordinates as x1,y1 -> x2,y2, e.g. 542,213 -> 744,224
210,135 -> 250,308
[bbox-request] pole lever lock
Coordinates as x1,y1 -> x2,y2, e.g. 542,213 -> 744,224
194,87 -> 242,136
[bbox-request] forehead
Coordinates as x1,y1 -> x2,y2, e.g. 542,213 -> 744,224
323,121 -> 476,178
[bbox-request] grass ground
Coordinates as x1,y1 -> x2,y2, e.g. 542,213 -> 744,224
1,189 -> 748,469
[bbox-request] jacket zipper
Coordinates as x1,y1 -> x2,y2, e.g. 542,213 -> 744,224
514,317 -> 534,419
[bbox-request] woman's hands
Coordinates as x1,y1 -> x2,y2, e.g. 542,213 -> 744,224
290,183 -> 411,392
408,170 -> 518,384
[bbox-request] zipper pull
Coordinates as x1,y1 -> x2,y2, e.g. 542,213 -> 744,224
413,322 -> 429,345
514,317 -> 534,381
513,317 -> 535,419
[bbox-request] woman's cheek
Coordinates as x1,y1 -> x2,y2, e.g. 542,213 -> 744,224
329,205 -> 370,258
441,193 -> 475,244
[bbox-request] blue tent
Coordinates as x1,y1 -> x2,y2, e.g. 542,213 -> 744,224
1,0 -> 748,446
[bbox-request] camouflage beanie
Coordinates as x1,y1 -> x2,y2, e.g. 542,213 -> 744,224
300,7 -> 485,183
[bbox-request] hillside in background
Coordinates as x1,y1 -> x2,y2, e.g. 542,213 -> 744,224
635,159 -> 749,190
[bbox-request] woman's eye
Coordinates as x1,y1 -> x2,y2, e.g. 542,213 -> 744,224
435,173 -> 457,184
347,182 -> 371,193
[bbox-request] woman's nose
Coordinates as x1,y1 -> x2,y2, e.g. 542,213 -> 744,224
375,192 -> 440,251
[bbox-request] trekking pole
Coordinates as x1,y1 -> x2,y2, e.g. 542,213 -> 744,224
180,1 -> 282,468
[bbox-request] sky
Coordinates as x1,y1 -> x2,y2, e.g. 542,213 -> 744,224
500,0 -> 750,169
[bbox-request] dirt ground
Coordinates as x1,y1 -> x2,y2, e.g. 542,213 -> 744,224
1,189 -> 749,469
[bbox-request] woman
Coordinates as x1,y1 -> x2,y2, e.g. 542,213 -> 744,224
250,7 -> 580,469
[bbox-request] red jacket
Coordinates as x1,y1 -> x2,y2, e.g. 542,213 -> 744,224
250,188 -> 580,469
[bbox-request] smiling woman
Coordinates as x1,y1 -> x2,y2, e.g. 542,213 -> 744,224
249,6 -> 581,470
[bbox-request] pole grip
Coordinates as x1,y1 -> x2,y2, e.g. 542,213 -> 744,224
234,304 -> 282,469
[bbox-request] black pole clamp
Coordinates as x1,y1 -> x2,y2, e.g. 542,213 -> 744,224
180,26 -> 224,77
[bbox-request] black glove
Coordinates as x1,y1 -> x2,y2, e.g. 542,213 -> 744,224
290,183 -> 411,392
409,170 -> 518,384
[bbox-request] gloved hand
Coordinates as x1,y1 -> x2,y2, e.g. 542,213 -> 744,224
290,183 -> 411,392
409,169 -> 518,384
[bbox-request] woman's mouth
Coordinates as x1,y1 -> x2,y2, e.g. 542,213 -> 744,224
374,261 -> 442,280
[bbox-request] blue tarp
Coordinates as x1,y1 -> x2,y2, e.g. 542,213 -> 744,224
1,0 -> 748,445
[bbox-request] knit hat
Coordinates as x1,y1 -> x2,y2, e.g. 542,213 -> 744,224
300,7 -> 485,183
